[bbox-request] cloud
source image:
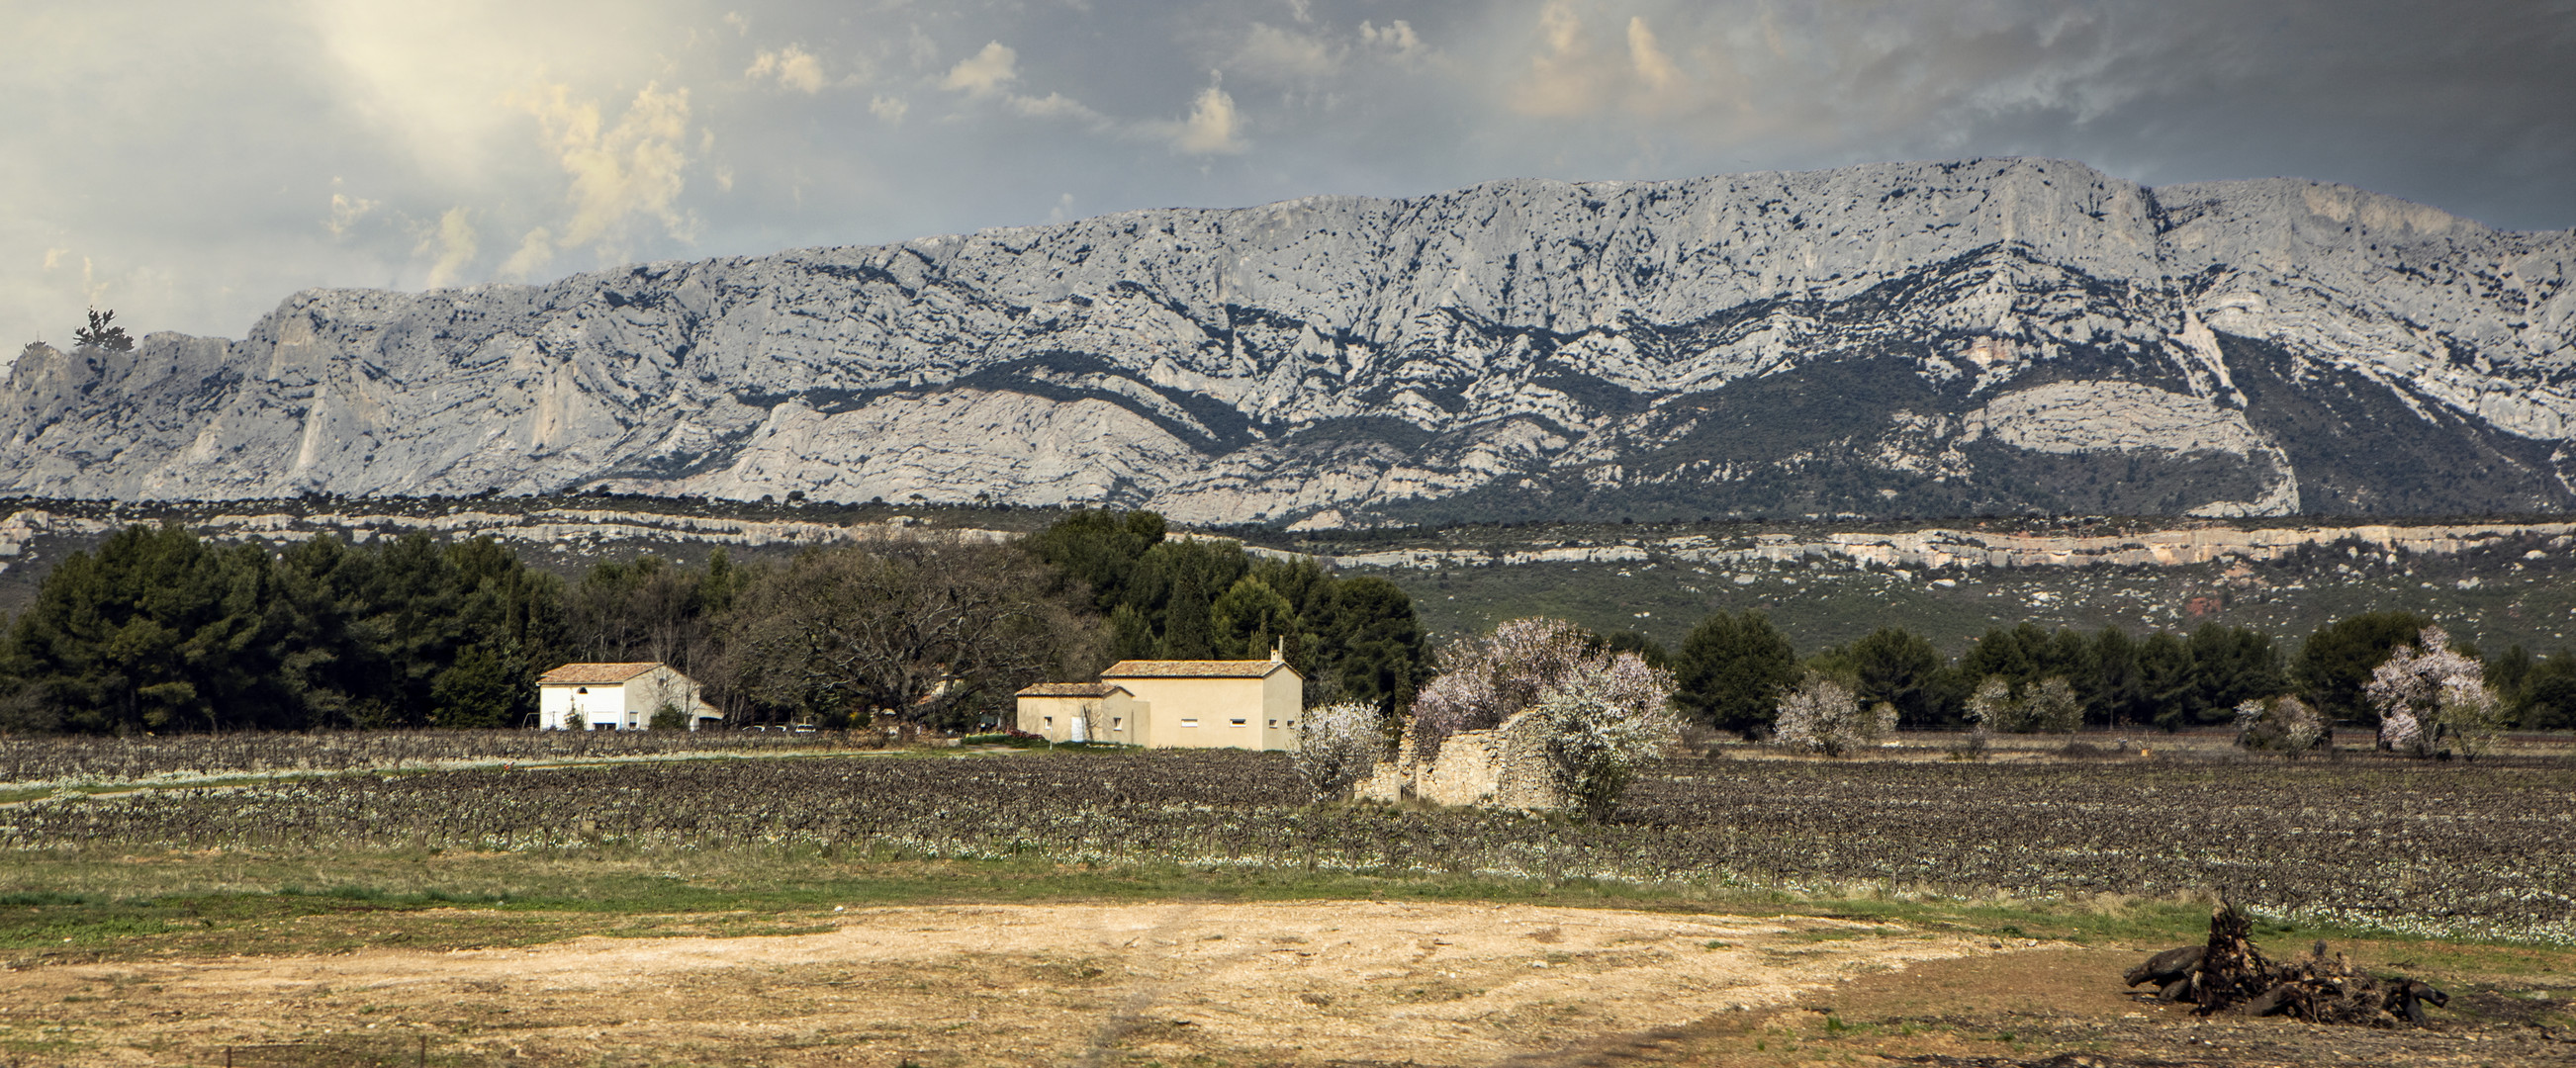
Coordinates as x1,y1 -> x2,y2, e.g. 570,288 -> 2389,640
1512,1 -> 1608,117
1626,17 -> 1681,95
326,192 -> 379,237
941,41 -> 1019,96
747,44 -> 826,94
501,226 -> 554,280
506,80 -> 695,271
939,41 -> 1107,126
1171,77 -> 1246,154
869,94 -> 909,125
415,207 -> 479,288
1359,19 -> 1425,61
1235,23 -> 1341,81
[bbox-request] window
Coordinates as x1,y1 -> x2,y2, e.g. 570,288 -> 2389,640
1267,719 -> 1278,728
576,686 -> 589,694
1111,717 -> 1123,728
1180,718 -> 1199,728
1043,716 -> 1054,727
1231,719 -> 1248,727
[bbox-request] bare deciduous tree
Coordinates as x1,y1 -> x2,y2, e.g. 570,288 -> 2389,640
726,536 -> 1104,730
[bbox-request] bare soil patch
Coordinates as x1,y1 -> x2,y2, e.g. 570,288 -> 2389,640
1,900 -> 1990,1066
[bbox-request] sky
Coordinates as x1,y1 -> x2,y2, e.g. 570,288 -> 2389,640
5,0 -> 2573,344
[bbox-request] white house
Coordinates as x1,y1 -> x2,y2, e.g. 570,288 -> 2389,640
536,663 -> 722,730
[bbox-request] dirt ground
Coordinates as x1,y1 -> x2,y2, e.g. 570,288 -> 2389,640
4,902 -> 2569,1067
3,901 -> 1988,1066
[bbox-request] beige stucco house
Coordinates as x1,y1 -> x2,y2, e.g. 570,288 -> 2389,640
537,663 -> 722,730
1014,652 -> 1302,751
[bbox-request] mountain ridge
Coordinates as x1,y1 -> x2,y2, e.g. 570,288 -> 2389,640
6,157 -> 2572,525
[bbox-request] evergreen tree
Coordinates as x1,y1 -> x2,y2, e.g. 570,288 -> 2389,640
1845,626 -> 1945,728
1323,577 -> 1426,713
1158,566 -> 1213,659
1674,610 -> 1798,735
2296,611 -> 2431,725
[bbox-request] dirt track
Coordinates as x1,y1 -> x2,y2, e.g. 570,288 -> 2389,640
3,901 -> 2001,1066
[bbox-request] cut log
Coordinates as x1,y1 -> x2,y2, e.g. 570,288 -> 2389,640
2124,944 -> 2205,987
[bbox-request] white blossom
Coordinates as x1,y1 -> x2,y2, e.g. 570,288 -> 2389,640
1772,676 -> 1895,756
1295,700 -> 1386,801
2366,626 -> 2495,756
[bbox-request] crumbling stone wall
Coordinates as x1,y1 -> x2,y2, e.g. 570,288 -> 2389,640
1354,710 -> 1565,812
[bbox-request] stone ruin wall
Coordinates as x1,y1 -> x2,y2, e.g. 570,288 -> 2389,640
1354,710 -> 1564,813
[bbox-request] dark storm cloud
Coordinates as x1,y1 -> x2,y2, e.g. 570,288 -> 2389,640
5,1 -> 2568,345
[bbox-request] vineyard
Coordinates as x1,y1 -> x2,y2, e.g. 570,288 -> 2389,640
0,729 -> 870,790
7,750 -> 2570,942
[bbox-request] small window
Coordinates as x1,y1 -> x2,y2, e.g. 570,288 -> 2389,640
1043,716 -> 1054,727
1230,718 -> 1248,727
1111,717 -> 1123,728
1180,718 -> 1199,728
1267,719 -> 1278,728
576,686 -> 589,694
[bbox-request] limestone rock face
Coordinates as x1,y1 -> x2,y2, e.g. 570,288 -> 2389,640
3,157 -> 2571,523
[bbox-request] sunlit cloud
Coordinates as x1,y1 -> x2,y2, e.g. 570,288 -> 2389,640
747,44 -> 827,93
505,80 -> 697,273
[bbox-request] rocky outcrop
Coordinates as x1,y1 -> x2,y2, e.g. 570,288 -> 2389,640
1324,520 -> 2576,573
3,158 -> 2571,523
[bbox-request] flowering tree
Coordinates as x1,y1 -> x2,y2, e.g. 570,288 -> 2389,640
2366,626 -> 2497,756
2233,695 -> 2327,756
1531,659 -> 1683,819
1294,700 -> 1387,801
1410,617 -> 1599,755
1408,617 -> 1678,817
1771,675 -> 1896,756
1965,675 -> 2082,734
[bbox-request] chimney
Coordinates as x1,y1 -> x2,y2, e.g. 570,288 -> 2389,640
1270,640 -> 1284,664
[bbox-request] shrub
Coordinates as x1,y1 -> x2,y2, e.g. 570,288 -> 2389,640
2234,695 -> 2327,756
648,702 -> 689,731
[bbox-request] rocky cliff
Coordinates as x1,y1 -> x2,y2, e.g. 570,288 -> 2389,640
6,158 -> 2571,525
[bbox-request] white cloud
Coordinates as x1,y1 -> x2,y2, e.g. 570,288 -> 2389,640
723,11 -> 748,36
501,226 -> 555,281
940,41 -> 1106,126
1626,17 -> 1682,95
870,94 -> 909,125
1512,1 -> 1608,117
1171,77 -> 1246,154
747,44 -> 826,94
1359,19 -> 1425,60
941,41 -> 1019,96
415,207 -> 479,288
1235,23 -> 1341,81
506,80 -> 696,270
326,192 -> 379,237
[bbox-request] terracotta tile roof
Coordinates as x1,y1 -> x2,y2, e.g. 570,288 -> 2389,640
1015,681 -> 1129,697
1100,659 -> 1291,679
537,663 -> 664,685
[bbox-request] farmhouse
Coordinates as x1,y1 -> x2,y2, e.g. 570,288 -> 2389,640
1015,651 -> 1302,751
537,662 -> 723,731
